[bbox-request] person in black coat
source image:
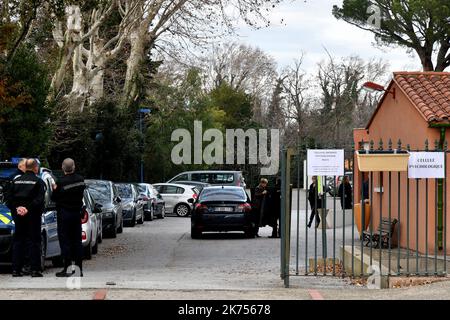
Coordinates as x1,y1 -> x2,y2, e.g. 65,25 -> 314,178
338,176 -> 352,210
251,178 -> 268,237
6,159 -> 45,277
51,158 -> 85,277
267,178 -> 281,238
307,176 -> 322,228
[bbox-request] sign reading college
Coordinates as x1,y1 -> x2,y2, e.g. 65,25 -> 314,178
408,152 -> 445,179
307,149 -> 344,177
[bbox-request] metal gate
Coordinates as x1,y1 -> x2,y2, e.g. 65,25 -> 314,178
280,141 -> 449,287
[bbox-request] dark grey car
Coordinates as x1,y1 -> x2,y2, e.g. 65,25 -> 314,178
115,183 -> 145,227
85,180 -> 124,238
137,183 -> 165,220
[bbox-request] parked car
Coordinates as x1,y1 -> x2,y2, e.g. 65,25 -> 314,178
115,183 -> 145,227
153,183 -> 198,217
167,171 -> 246,188
0,162 -> 62,270
81,189 -> 103,260
137,183 -> 165,220
190,186 -> 253,238
173,181 -> 211,193
85,179 -> 124,238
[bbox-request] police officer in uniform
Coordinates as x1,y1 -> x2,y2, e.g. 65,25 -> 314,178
51,158 -> 85,277
6,159 -> 45,277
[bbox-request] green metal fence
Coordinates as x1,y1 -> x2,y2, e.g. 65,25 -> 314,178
280,140 -> 449,287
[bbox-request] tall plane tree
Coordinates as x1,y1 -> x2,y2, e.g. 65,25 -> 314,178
333,0 -> 450,71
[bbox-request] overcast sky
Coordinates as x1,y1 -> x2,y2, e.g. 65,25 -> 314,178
234,0 -> 421,80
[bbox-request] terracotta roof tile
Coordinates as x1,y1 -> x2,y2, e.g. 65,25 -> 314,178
394,72 -> 450,123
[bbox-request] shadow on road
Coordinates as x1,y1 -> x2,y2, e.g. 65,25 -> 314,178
195,232 -> 248,240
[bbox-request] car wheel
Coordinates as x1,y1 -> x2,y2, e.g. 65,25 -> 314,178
98,227 -> 103,244
138,211 -> 144,224
147,206 -> 154,221
92,238 -> 98,254
175,204 -> 190,217
191,226 -> 201,239
110,222 -> 118,238
244,229 -> 255,239
84,242 -> 92,260
117,217 -> 123,234
129,212 -> 136,227
40,234 -> 47,272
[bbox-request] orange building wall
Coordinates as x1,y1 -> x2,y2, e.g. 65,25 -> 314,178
353,83 -> 450,255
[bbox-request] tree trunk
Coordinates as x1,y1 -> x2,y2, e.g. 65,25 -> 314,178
122,24 -> 147,108
87,36 -> 105,105
48,5 -> 82,102
67,43 -> 88,112
48,40 -> 76,101
418,48 -> 435,71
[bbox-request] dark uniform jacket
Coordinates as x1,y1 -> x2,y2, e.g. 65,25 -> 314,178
338,182 -> 352,210
51,173 -> 85,212
6,171 -> 45,217
308,183 -> 322,210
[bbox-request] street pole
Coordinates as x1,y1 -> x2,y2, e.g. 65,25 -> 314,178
140,111 -> 144,183
138,108 -> 151,183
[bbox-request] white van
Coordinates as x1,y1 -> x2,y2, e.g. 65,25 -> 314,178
167,171 -> 246,189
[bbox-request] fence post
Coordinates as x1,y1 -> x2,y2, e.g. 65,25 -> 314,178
281,148 -> 293,287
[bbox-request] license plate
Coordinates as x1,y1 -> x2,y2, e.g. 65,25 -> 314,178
214,207 -> 233,212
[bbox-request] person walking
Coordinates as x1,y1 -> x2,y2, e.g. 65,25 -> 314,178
251,178 -> 269,237
338,176 -> 352,210
268,178 -> 281,238
6,159 -> 45,277
307,176 -> 322,228
51,158 -> 85,277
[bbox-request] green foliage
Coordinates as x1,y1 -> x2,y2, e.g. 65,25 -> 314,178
143,68 -> 216,182
333,0 -> 450,71
48,99 -> 141,181
0,45 -> 50,160
209,82 -> 256,129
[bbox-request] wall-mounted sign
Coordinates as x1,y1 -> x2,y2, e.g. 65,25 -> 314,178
408,152 -> 445,179
307,149 -> 344,177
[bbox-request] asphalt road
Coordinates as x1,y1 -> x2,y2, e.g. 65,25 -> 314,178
0,213 -> 449,299
0,213 -> 355,291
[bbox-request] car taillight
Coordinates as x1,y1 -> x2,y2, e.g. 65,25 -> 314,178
195,203 -> 208,213
192,193 -> 197,199
81,208 -> 89,224
81,231 -> 87,240
238,203 -> 252,212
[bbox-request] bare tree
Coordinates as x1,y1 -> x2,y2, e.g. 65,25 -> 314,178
199,42 -> 278,122
121,0 -> 285,109
49,0 -> 138,111
313,53 -> 389,147
280,55 -> 311,142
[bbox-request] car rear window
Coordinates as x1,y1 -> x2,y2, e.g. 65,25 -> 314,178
86,181 -> 111,203
116,184 -> 133,198
199,188 -> 246,202
213,174 -> 234,183
191,173 -> 235,184
137,184 -> 147,194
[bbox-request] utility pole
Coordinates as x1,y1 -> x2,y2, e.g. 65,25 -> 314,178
138,108 -> 151,183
